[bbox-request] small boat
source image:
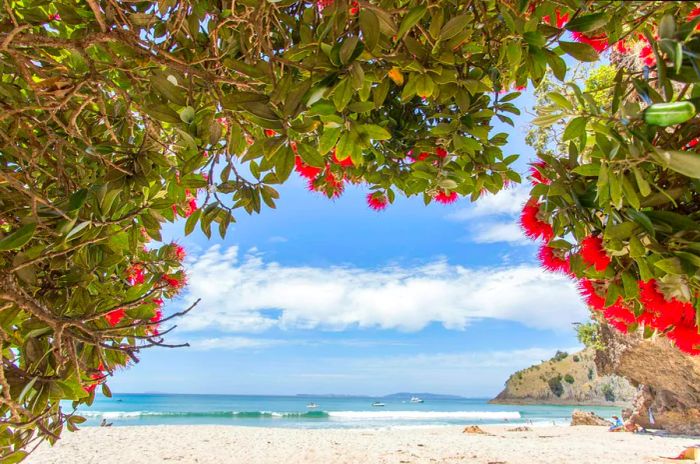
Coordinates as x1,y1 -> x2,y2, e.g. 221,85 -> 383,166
409,397 -> 424,403
306,403 -> 319,409
371,402 -> 385,407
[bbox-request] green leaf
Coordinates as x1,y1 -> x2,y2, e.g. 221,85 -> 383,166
559,41 -> 599,62
439,15 -> 469,40
565,13 -> 607,32
332,79 -> 353,111
144,104 -> 181,124
643,101 -> 696,126
297,143 -> 325,168
572,163 -> 600,177
67,189 -> 88,211
563,116 -> 587,141
0,223 -> 36,251
361,124 -> 391,140
655,257 -> 683,275
655,149 -> 700,179
397,5 -> 427,41
359,9 -> 380,51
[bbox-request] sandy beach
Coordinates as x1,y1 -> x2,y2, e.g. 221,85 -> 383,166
26,425 -> 700,464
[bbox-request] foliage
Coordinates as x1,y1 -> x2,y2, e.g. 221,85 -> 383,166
575,322 -> 605,350
572,354 -> 580,362
551,350 -> 569,362
564,373 -> 575,384
526,6 -> 700,356
0,0 -> 693,460
547,375 -> 564,397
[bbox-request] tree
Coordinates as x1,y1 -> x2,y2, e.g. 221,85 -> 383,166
0,0 -> 697,460
524,8 -> 700,356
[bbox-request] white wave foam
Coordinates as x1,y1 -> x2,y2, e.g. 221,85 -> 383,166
81,411 -> 144,419
327,411 -> 521,420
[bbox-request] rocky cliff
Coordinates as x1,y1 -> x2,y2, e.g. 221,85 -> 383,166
491,348 -> 635,406
596,324 -> 700,435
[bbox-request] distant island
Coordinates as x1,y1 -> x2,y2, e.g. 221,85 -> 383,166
295,392 -> 466,400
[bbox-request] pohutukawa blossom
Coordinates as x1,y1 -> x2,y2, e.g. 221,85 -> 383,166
348,1 -> 359,15
150,307 -> 163,324
529,160 -> 550,185
577,278 -> 606,311
667,324 -> 700,355
264,129 -> 277,137
637,279 -> 693,332
289,141 -> 298,154
571,31 -> 608,53
580,235 -> 611,271
537,245 -> 570,274
105,308 -> 126,327
639,45 -> 656,67
48,13 -> 61,21
366,192 -> 388,211
434,190 -> 458,204
614,40 -> 628,54
519,199 -> 554,242
294,155 -> 322,179
688,7 -> 700,31
435,147 -> 448,158
126,264 -> 145,285
308,170 -> 344,198
316,0 -> 333,11
543,10 -> 569,28
685,138 -> 699,150
152,297 -> 164,307
171,243 -> 186,261
163,274 -> 185,290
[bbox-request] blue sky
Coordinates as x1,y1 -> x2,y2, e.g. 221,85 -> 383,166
109,89 -> 589,397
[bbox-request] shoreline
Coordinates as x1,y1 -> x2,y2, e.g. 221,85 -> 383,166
26,424 -> 699,464
488,398 -> 632,407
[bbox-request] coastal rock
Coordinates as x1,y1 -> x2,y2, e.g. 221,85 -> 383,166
570,410 -> 611,426
596,324 -> 700,435
490,348 -> 635,406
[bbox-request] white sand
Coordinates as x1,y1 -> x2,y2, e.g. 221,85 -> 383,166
26,425 -> 700,464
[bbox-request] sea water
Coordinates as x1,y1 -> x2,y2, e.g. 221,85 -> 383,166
74,394 -> 621,429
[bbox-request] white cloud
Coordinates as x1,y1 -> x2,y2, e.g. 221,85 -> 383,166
447,185 -> 531,246
471,222 -> 530,245
176,245 -> 587,334
188,337 -> 285,351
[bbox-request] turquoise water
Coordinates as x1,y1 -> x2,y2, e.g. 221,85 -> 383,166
73,394 -> 622,429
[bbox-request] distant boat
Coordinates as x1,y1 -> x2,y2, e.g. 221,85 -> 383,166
409,397 -> 424,403
306,403 -> 319,409
371,402 -> 385,407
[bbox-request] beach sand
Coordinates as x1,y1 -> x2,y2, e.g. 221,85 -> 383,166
26,424 -> 700,464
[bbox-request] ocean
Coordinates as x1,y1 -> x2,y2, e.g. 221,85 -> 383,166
74,394 -> 621,428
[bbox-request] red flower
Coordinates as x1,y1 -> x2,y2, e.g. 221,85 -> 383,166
150,307 -> 162,324
538,245 -> 570,274
571,31 -> 608,53
520,200 -> 554,242
264,129 -> 277,137
667,324 -> 700,355
185,196 -> 198,217
435,147 -> 448,158
529,160 -> 550,185
638,279 -> 692,332
332,149 -> 354,167
126,264 -> 145,285
543,10 -> 569,28
152,297 -> 164,307
433,190 -> 458,204
290,141 -> 298,154
48,13 -> 61,21
294,156 -> 322,179
163,274 -> 185,290
366,192 -> 388,211
411,152 -> 430,162
580,235 -> 611,272
349,1 -> 359,15
639,45 -> 656,67
614,40 -> 628,54
171,243 -> 186,261
577,278 -> 606,311
686,138 -> 699,150
688,7 -> 700,31
105,308 -> 126,327
308,170 -> 344,198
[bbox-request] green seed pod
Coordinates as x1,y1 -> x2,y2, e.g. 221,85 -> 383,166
643,101 -> 697,126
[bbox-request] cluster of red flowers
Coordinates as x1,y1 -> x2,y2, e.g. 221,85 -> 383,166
163,274 -> 186,291
126,263 -> 145,285
524,193 -> 700,354
366,192 -> 388,211
294,148 -> 351,199
316,0 -> 358,14
520,199 -> 554,242
434,190 -> 458,204
528,160 -> 551,185
105,308 -> 126,327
